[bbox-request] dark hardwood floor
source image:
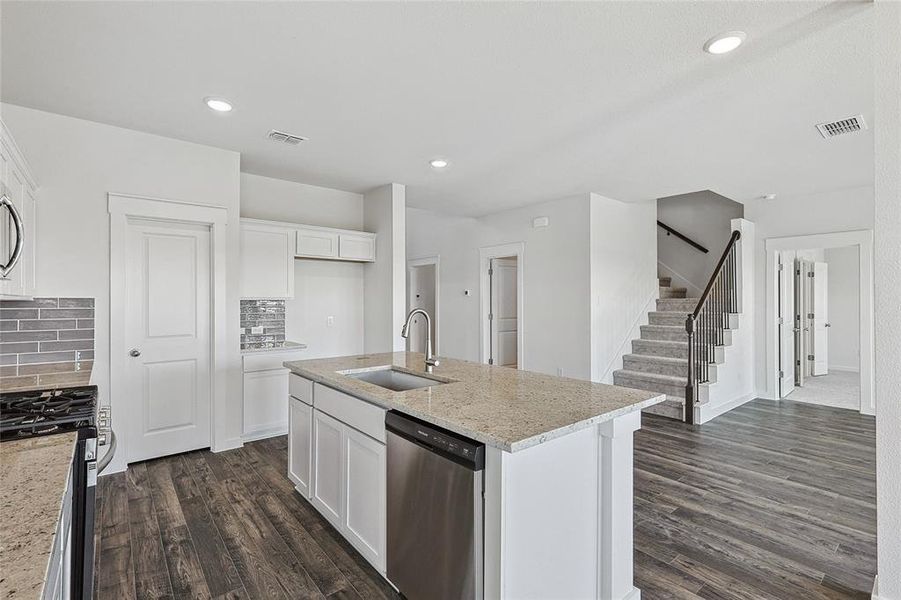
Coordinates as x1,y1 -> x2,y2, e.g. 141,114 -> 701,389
94,398 -> 876,599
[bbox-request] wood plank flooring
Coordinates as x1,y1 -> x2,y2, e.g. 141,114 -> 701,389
94,398 -> 876,599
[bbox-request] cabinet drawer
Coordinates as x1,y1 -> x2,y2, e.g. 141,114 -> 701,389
289,373 -> 314,406
296,228 -> 339,258
313,383 -> 386,443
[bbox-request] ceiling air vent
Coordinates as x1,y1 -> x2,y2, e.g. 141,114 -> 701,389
267,129 -> 308,145
816,115 -> 867,139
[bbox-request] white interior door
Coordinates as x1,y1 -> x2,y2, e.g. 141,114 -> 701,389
811,261 -> 829,376
125,219 -> 212,462
490,258 -> 518,368
778,253 -> 796,398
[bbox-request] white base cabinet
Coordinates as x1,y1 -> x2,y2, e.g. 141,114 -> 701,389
290,376 -> 387,574
242,349 -> 307,441
288,397 -> 312,498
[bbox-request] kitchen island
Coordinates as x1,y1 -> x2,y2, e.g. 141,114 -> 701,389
284,352 -> 664,600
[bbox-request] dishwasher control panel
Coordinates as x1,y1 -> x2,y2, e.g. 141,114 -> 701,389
386,411 -> 485,469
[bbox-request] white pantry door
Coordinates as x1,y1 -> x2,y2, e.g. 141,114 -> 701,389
490,258 -> 518,368
811,261 -> 829,376
125,219 -> 212,462
778,253 -> 795,398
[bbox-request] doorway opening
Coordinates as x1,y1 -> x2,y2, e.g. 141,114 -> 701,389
406,256 -> 439,355
766,231 -> 873,414
479,242 -> 524,369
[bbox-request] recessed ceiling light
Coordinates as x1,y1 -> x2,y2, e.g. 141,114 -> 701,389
703,31 -> 746,55
762,193 -> 777,201
204,97 -> 233,112
430,158 -> 449,169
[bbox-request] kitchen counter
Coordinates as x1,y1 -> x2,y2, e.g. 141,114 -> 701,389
0,433 -> 77,600
241,341 -> 307,354
284,351 -> 664,452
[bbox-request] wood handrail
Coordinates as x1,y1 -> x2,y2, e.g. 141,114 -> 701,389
657,221 -> 709,254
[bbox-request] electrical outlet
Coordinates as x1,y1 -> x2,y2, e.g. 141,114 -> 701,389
251,326 -> 264,335
327,316 -> 335,327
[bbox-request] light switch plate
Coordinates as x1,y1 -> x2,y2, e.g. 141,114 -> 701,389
251,326 -> 265,335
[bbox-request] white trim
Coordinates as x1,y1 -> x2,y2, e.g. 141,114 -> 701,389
407,255 -> 441,355
108,192 -> 231,473
599,288 -> 659,383
696,391 -> 757,424
764,229 -> 874,415
829,365 -> 860,373
479,242 -> 525,368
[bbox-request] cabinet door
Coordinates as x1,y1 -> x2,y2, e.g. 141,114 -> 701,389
338,233 -> 375,262
288,398 -> 313,498
242,369 -> 289,441
312,409 -> 345,528
344,427 -> 386,571
240,223 -> 294,298
296,227 -> 339,258
0,162 -> 28,298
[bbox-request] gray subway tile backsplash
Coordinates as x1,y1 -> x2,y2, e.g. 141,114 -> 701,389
0,297 -> 95,391
241,299 -> 287,350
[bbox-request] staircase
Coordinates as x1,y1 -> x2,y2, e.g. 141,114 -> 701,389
613,277 -> 696,420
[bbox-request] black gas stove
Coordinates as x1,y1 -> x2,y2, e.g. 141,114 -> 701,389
0,385 -> 97,441
0,384 -> 99,599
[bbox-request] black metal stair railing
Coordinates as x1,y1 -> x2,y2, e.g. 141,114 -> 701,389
684,230 -> 741,424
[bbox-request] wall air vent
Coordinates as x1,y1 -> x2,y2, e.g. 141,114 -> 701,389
267,129 -> 308,145
815,115 -> 867,139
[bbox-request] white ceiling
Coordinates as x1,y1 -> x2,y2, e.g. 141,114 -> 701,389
1,1 -> 874,217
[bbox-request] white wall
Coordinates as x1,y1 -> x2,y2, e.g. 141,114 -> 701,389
590,194 -> 657,382
657,190 -> 743,293
240,172 -> 363,229
874,2 -> 901,597
744,185 -> 875,394
408,193 -> 656,381
0,102 -> 242,468
240,173 -> 366,359
824,245 -> 860,372
363,183 -> 406,353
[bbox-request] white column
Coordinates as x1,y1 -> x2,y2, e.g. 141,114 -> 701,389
597,410 -> 642,600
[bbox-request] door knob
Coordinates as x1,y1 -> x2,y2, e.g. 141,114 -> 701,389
129,348 -> 141,357
825,323 -> 831,328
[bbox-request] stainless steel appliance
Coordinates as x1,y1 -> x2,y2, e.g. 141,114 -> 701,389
386,411 -> 485,600
0,182 -> 25,280
0,385 -> 103,599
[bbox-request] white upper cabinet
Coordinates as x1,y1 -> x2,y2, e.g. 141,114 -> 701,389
240,219 -> 295,298
296,225 -> 375,262
0,119 -> 38,300
338,232 -> 376,262
296,227 -> 339,258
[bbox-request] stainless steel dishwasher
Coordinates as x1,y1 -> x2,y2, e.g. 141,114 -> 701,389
386,411 -> 486,600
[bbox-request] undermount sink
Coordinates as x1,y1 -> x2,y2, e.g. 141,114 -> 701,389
340,367 -> 447,392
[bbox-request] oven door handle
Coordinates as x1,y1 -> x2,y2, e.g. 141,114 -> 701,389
97,430 -> 117,474
0,190 -> 25,280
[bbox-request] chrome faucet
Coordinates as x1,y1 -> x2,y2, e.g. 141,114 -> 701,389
401,308 -> 439,372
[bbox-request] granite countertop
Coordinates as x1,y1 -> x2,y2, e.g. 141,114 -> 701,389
241,341 -> 308,354
284,352 -> 665,452
0,433 -> 78,600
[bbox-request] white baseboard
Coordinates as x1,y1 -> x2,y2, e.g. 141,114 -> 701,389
241,426 -> 288,443
829,365 -> 860,373
697,391 -> 757,424
622,586 -> 642,600
212,436 -> 244,453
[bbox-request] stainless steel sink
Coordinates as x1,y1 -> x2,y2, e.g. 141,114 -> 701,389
340,367 -> 447,392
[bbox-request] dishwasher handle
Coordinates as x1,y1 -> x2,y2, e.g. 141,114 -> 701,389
386,411 -> 485,471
